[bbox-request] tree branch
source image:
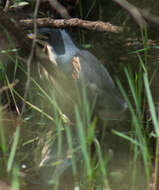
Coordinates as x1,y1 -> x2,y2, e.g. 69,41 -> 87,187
19,18 -> 123,33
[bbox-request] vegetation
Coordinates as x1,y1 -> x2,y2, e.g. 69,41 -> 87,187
0,1 -> 159,190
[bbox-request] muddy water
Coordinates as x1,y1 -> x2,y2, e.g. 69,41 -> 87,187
0,107 -> 147,190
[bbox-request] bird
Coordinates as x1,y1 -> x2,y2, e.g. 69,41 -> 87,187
37,28 -> 127,119
27,28 -> 128,186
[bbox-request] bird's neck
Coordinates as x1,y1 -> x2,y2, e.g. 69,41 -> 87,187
61,31 -> 77,50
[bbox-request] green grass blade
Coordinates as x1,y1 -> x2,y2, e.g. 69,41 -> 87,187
75,105 -> 92,178
144,73 -> 159,136
7,126 -> 20,172
124,67 -> 142,117
112,129 -> 139,146
65,125 -> 77,176
11,164 -> 19,190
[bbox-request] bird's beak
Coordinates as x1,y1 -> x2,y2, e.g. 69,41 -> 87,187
28,33 -> 49,41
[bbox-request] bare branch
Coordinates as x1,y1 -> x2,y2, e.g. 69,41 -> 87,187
20,18 -> 123,33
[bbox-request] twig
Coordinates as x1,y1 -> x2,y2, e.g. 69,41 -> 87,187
19,0 -> 40,118
20,18 -> 123,33
48,0 -> 71,19
112,0 -> 147,30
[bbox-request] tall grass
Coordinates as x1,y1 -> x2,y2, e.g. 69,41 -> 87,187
0,22 -> 159,190
114,28 -> 159,190
116,66 -> 151,185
